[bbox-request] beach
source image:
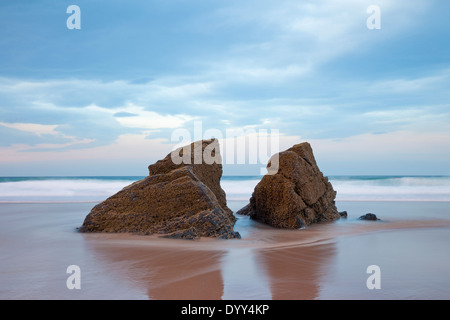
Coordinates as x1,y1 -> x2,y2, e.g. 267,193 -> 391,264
1,0 -> 450,305
0,177 -> 450,300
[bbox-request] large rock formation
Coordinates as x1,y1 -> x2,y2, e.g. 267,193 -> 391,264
237,142 -> 339,228
79,139 -> 240,239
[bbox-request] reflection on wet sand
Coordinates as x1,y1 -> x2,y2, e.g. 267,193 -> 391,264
85,242 -> 226,300
2,201 -> 449,300
257,243 -> 335,300
82,233 -> 336,300
80,214 -> 450,300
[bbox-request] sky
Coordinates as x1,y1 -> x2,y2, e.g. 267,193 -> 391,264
0,0 -> 449,176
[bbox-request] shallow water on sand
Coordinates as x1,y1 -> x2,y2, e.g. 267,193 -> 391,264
0,201 -> 449,299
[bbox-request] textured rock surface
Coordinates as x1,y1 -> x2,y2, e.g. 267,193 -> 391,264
339,211 -> 348,218
237,142 -> 339,228
148,139 -> 229,213
79,139 -> 240,239
359,213 -> 380,221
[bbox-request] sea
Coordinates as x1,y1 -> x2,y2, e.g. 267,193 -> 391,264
0,175 -> 449,203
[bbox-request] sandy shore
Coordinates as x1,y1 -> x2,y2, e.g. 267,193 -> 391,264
1,200 -> 450,299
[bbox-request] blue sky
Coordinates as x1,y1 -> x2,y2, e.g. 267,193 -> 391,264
0,0 -> 449,176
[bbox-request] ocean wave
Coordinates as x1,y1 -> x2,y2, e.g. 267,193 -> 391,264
223,176 -> 450,202
0,178 -> 135,203
331,176 -> 450,201
0,176 -> 449,203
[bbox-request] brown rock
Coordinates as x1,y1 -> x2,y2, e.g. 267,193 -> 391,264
339,211 -> 348,218
359,213 -> 380,221
79,139 -> 240,239
148,139 -> 229,215
236,142 -> 339,228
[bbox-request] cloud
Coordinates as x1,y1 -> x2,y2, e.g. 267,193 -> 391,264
0,0 -> 448,175
196,0 -> 432,83
246,129 -> 450,175
105,104 -> 196,130
0,133 -> 175,175
0,121 -> 94,150
113,112 -> 138,118
367,70 -> 450,94
2,65 -> 450,150
0,77 -> 207,148
0,122 -> 59,136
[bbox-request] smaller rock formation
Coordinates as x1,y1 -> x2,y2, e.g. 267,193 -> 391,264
339,211 -> 348,218
237,142 -> 340,228
359,213 -> 380,221
79,139 -> 240,239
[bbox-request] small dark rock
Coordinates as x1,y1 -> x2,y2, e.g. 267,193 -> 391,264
339,211 -> 348,218
359,213 -> 380,221
236,203 -> 252,216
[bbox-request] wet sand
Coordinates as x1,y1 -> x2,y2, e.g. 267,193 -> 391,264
0,201 -> 450,299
